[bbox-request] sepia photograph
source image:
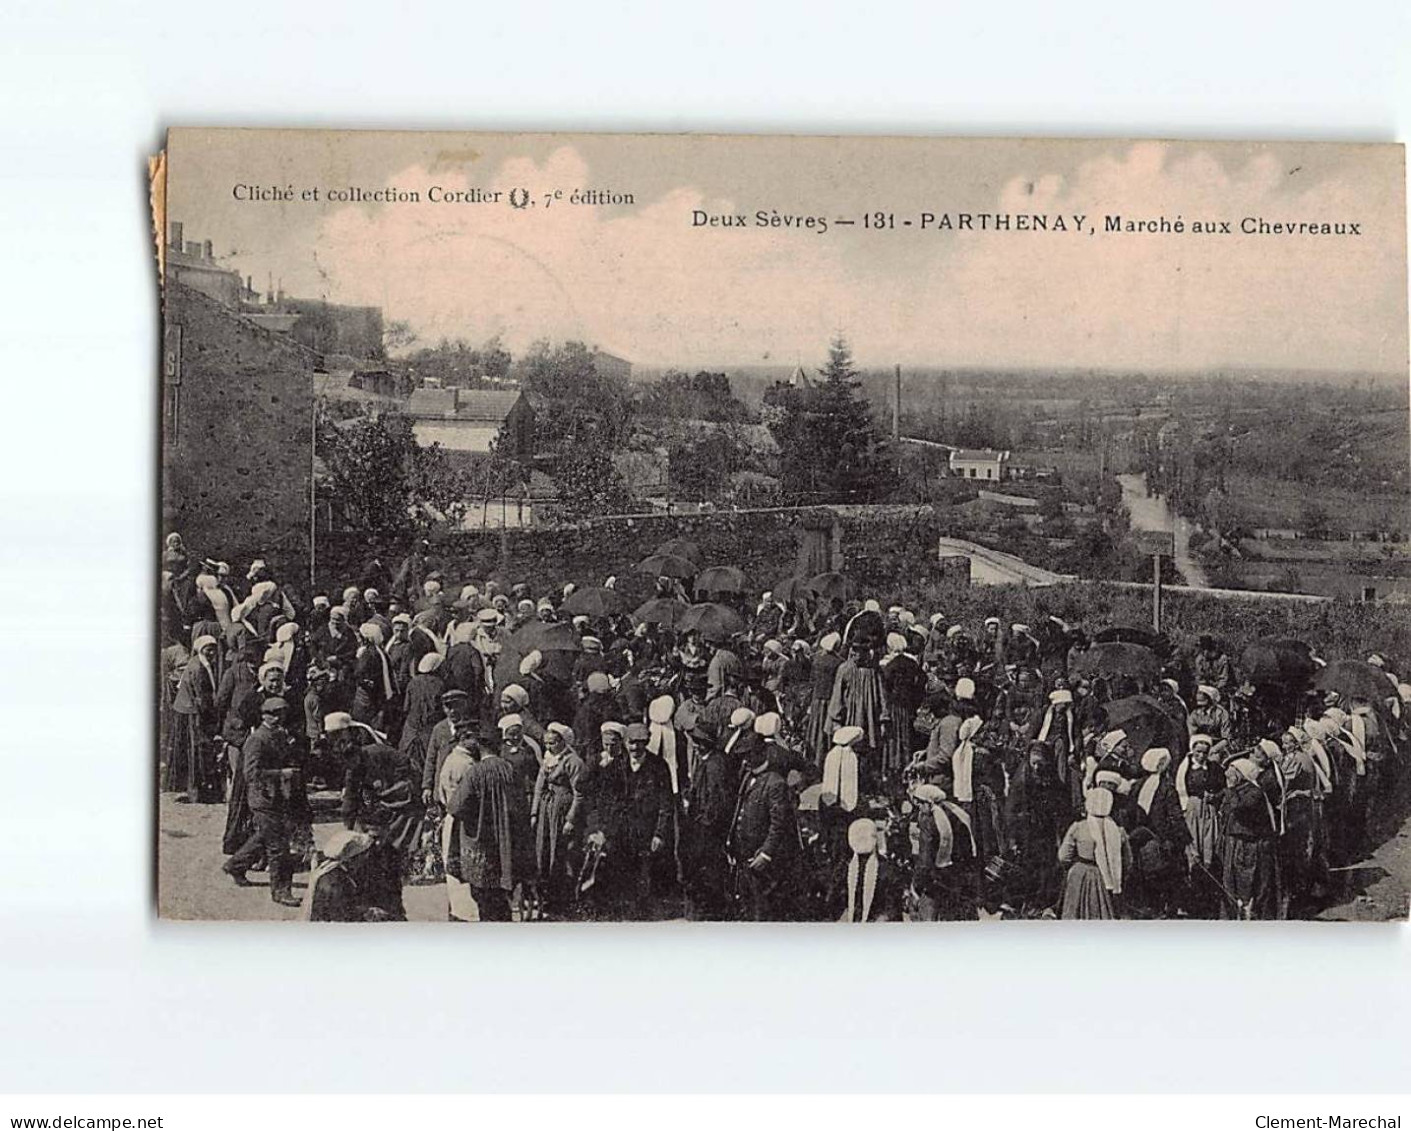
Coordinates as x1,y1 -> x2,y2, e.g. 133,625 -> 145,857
154,129 -> 1409,924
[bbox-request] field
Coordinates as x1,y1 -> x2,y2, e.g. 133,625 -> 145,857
1223,471 -> 1408,535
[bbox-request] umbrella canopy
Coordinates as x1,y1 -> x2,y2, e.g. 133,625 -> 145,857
633,597 -> 690,630
560,586 -> 629,618
1240,638 -> 1317,687
806,571 -> 851,600
1100,694 -> 1187,756
1071,641 -> 1161,683
1093,625 -> 1171,657
509,620 -> 581,654
772,576 -> 810,603
695,565 -> 748,595
654,538 -> 704,564
636,552 -> 699,580
1314,659 -> 1397,703
679,602 -> 745,642
494,622 -> 580,699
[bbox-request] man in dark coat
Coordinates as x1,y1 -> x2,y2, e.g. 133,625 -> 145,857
222,697 -> 302,906
399,652 -> 447,785
419,689 -> 475,805
680,719 -> 735,920
221,661 -> 287,856
584,723 -> 673,920
310,606 -> 358,669
445,740 -> 533,921
618,723 -> 675,919
443,628 -> 487,714
729,735 -> 802,921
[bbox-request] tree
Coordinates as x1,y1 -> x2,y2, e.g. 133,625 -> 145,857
516,340 -> 634,451
552,445 -> 631,519
763,335 -> 898,505
640,370 -> 751,422
383,319 -> 418,354
668,430 -> 745,501
316,408 -> 469,534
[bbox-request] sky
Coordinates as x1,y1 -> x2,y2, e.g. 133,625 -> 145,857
165,130 -> 1407,374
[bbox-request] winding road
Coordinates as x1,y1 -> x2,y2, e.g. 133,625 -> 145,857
1117,472 -> 1210,588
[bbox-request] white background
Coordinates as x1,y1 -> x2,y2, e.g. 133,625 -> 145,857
0,0 -> 1408,1094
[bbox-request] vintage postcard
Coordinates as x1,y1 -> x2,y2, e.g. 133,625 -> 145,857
154,129 -> 1409,923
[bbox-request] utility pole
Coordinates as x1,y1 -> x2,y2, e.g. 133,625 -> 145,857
309,392 -> 317,593
1152,550 -> 1163,632
893,363 -> 901,441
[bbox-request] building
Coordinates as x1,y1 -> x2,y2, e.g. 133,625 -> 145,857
405,387 -> 535,459
164,222 -> 243,308
268,297 -> 385,360
592,349 -> 633,383
314,359 -> 404,418
164,221 -> 386,359
949,448 -> 1011,482
162,281 -> 314,578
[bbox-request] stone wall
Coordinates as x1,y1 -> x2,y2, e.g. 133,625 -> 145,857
314,504 -> 947,603
162,282 -> 314,580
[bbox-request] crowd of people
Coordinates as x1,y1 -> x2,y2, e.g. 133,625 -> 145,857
159,531 -> 1410,922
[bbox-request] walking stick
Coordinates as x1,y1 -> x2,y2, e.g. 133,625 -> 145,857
1190,857 -> 1248,919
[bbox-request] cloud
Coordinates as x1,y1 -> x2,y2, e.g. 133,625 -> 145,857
314,141 -> 1404,372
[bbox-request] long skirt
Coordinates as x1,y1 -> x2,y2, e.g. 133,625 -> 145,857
165,713 -> 220,801
1184,796 -> 1222,870
222,751 -> 253,856
1279,796 -> 1327,912
805,697 -> 832,765
441,816 -> 479,921
913,864 -> 978,921
1220,835 -> 1280,920
883,706 -> 918,779
1060,860 -> 1118,920
535,784 -> 579,906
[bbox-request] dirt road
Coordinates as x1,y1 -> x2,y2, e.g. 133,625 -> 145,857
1117,472 -> 1210,588
157,793 -> 447,922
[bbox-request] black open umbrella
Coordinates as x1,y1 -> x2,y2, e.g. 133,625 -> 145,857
1101,694 -> 1186,755
561,586 -> 628,618
679,602 -> 745,642
1241,638 -> 1317,687
510,619 -> 581,655
636,552 -> 699,580
1071,641 -> 1161,683
633,597 -> 690,630
1314,659 -> 1396,703
1093,625 -> 1171,657
695,565 -> 748,595
496,621 -> 580,697
655,538 -> 704,564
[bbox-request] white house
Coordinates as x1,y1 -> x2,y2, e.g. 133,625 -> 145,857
949,449 -> 1011,482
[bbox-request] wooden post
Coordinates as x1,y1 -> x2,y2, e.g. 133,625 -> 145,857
893,363 -> 901,441
1152,552 -> 1163,632
309,393 -> 317,593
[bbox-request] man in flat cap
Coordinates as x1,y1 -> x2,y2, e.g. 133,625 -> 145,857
420,688 -> 476,807
223,696 -> 303,906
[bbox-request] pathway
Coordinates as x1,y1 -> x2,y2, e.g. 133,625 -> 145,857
1117,472 -> 1210,588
